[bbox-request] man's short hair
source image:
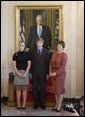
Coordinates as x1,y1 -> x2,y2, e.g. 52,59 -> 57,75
36,14 -> 43,19
36,37 -> 44,43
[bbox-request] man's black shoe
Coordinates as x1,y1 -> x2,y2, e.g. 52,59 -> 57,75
41,106 -> 46,110
33,105 -> 38,109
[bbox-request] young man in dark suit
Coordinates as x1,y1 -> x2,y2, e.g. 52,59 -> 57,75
27,15 -> 52,50
30,38 -> 50,109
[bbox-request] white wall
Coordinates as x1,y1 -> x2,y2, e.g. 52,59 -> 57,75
1,1 -> 84,98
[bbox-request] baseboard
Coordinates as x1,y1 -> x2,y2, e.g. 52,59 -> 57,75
63,97 -> 80,103
2,96 -> 80,104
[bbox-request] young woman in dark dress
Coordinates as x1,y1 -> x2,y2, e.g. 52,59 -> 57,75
13,41 -> 31,109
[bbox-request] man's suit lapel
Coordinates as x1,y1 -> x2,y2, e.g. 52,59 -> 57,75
41,25 -> 44,37
35,25 -> 38,37
40,48 -> 45,57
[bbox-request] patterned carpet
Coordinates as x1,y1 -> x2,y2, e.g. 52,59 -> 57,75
1,105 -> 78,116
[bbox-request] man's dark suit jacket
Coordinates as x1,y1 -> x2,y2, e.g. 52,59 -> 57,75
27,25 -> 52,50
30,48 -> 50,78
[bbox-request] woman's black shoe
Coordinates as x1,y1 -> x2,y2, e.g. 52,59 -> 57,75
22,107 -> 26,109
56,109 -> 61,112
17,107 -> 21,109
41,106 -> 46,110
33,105 -> 38,109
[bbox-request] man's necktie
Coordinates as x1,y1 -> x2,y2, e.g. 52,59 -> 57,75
38,49 -> 41,55
38,26 -> 42,37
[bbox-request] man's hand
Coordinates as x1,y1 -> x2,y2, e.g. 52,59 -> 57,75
72,109 -> 79,116
46,74 -> 49,80
29,73 -> 32,79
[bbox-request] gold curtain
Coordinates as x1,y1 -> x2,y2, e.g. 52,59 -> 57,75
24,10 -> 33,47
46,9 -> 54,49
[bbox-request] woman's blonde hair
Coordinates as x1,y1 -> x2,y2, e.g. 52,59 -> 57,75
19,41 -> 25,45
